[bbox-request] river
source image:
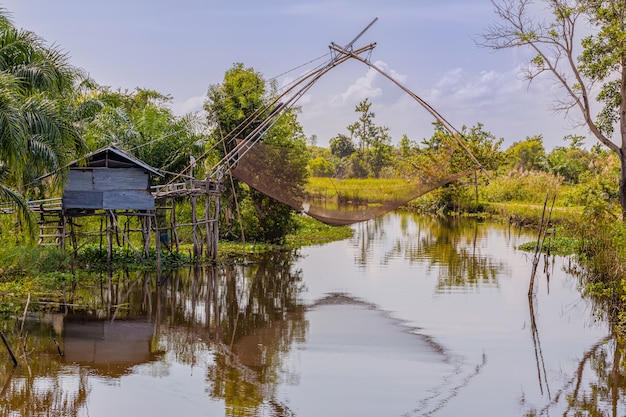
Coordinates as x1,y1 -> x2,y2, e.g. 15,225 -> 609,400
0,212 -> 621,416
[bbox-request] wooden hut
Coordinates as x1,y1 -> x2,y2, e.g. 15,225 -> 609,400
59,145 -> 162,259
63,145 -> 160,212
33,144 -> 222,261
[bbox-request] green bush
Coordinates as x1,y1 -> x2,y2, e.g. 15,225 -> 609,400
0,246 -> 70,278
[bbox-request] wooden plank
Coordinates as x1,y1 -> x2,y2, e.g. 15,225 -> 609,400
102,191 -> 155,210
65,170 -> 94,192
63,191 -> 103,209
93,168 -> 149,191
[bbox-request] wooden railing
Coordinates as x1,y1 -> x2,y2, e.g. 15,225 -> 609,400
0,197 -> 63,214
151,179 -> 222,198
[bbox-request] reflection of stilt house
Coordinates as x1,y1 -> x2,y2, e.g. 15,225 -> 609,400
35,145 -> 222,261
63,319 -> 159,378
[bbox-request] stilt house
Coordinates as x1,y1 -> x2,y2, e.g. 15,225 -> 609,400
62,145 -> 160,212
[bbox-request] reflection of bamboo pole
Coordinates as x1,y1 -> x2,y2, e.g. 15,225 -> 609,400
528,295 -> 550,398
0,331 -> 18,366
0,366 -> 15,396
529,195 -> 548,295
612,336 -> 621,417
110,271 -> 146,322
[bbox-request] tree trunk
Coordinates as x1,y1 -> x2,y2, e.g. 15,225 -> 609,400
617,48 -> 626,221
621,150 -> 626,220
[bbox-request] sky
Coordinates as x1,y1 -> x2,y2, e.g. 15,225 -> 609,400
1,0 -> 599,150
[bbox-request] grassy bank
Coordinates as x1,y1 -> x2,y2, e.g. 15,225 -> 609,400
0,214 -> 353,314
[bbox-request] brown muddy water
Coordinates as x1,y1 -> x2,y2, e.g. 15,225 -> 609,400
0,212 -> 621,416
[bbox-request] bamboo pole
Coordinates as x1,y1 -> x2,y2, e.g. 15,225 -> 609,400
171,198 -> 180,252
0,331 -> 18,366
106,213 -> 113,264
191,195 -> 199,259
108,210 -> 143,261
154,211 -> 161,269
528,193 -> 556,296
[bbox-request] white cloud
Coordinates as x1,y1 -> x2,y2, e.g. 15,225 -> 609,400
169,95 -> 205,116
330,66 -> 382,107
298,59 -> 593,148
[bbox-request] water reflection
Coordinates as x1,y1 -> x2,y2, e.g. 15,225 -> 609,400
523,333 -> 626,417
351,213 -> 506,292
0,251 -> 305,417
2,214 -> 626,416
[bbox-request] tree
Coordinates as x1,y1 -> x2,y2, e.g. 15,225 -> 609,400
248,103 -> 309,243
204,63 -> 266,235
506,135 -> 547,172
0,9 -> 85,208
204,63 -> 309,243
346,99 -> 392,178
461,123 -> 505,203
398,134 -> 415,158
547,134 -> 590,183
329,134 -> 355,159
204,63 -> 265,158
479,0 -> 626,219
411,123 -> 504,209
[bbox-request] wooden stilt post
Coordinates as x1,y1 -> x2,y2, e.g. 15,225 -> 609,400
171,198 -> 180,252
204,190 -> 211,260
153,211 -> 161,268
191,195 -> 199,259
208,183 -> 221,261
59,215 -> 65,251
106,212 -> 113,264
143,214 -> 152,258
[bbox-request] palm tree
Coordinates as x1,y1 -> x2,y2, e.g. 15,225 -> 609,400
0,7 -> 85,208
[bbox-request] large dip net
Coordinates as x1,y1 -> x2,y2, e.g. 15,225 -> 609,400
205,23 -> 484,226
231,140 -> 473,226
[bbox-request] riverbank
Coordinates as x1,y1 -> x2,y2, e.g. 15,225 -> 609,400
0,215 -> 353,314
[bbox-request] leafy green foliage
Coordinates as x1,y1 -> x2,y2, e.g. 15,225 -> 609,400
204,63 -> 309,243
345,99 -> 393,178
0,245 -> 70,278
0,11 -> 86,213
506,136 -> 547,171
308,156 -> 335,177
82,87 -> 206,184
517,236 -> 579,256
329,134 -> 356,159
481,171 -> 562,204
75,245 -> 192,271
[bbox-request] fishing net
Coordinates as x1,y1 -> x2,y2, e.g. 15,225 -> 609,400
231,140 -> 474,226
204,41 -> 483,226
